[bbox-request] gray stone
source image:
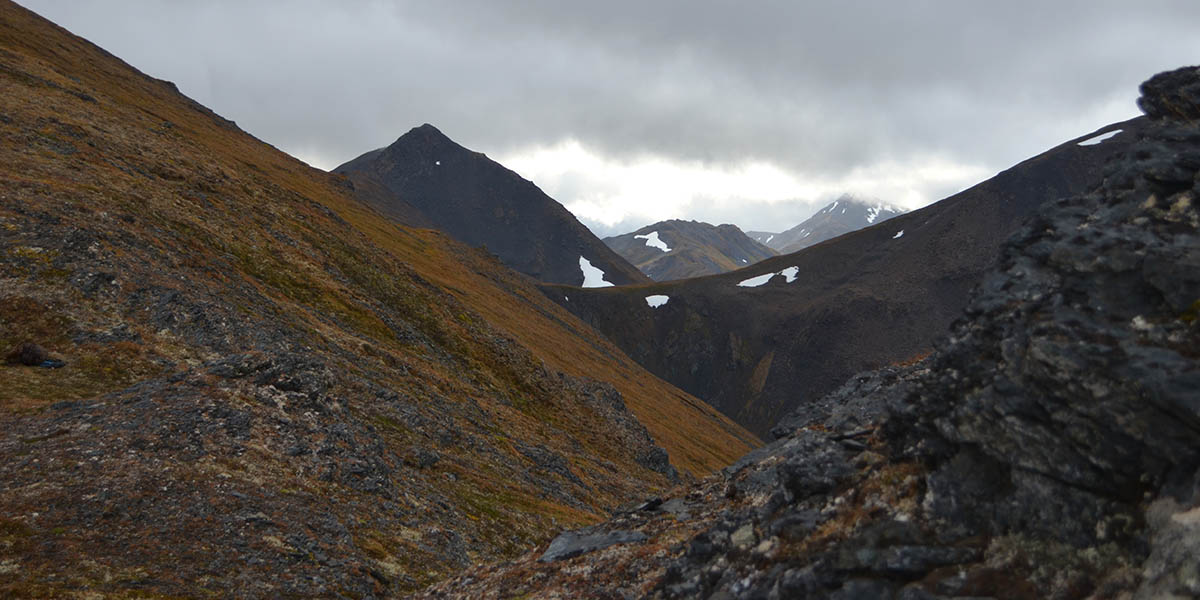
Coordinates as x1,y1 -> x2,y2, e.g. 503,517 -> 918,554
538,529 -> 648,563
730,524 -> 756,549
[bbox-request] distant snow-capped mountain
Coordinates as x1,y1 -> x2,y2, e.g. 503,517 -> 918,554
750,195 -> 906,254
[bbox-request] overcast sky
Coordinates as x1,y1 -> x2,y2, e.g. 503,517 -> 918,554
23,1 -> 1200,236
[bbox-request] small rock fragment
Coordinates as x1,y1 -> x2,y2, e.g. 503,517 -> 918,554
5,342 -> 49,366
538,529 -> 648,562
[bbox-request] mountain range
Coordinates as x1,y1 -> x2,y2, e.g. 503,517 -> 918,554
545,115 -> 1147,437
748,195 -> 906,253
603,220 -> 776,281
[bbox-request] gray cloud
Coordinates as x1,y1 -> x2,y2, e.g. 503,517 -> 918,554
23,0 -> 1200,231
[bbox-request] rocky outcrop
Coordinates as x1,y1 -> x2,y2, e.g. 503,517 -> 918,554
416,66 -> 1200,599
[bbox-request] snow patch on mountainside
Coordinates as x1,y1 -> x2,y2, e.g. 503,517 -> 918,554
634,231 -> 671,252
739,266 -> 800,287
737,273 -> 775,287
645,295 -> 670,308
866,203 -> 902,224
1078,129 -> 1122,146
579,256 -> 614,288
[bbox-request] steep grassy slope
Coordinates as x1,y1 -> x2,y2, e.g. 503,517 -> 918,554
604,219 -> 776,281
0,3 -> 755,596
336,124 -> 649,287
547,115 -> 1148,437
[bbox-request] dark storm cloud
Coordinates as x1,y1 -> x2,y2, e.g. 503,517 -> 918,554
22,0 -> 1200,226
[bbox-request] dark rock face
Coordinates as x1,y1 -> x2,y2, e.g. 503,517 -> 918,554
335,124 -> 648,287
414,66 -> 1200,600
604,220 -> 777,281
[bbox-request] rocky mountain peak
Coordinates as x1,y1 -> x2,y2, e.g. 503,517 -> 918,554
336,124 -> 649,286
753,194 -> 907,254
390,123 -> 458,152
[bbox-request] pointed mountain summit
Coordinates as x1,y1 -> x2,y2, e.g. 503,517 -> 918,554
336,125 -> 648,287
605,219 -> 776,281
750,195 -> 906,253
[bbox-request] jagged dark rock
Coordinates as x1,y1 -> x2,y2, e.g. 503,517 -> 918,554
1137,65 -> 1200,121
413,65 -> 1200,600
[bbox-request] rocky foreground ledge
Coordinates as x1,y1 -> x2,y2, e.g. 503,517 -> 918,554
413,67 -> 1200,599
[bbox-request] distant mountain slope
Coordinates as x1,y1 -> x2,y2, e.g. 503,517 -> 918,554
750,195 -> 906,253
335,124 -> 648,287
0,3 -> 755,596
604,220 -> 776,281
544,116 -> 1147,437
